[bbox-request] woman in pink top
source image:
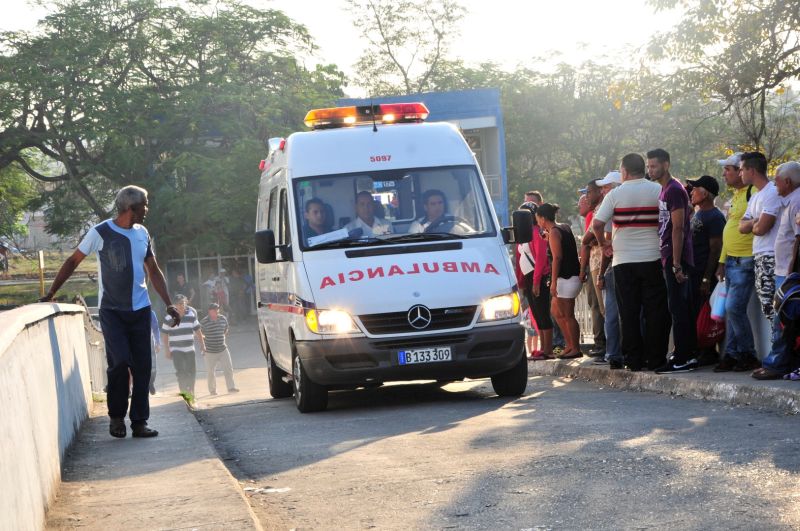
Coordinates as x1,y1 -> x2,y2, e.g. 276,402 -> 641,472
514,202 -> 553,359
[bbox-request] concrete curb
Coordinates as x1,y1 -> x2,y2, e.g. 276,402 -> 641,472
528,359 -> 800,415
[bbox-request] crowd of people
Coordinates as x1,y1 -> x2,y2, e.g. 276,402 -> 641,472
515,150 -> 800,382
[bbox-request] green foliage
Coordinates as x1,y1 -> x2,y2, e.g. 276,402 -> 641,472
346,0 -> 466,95
0,0 -> 345,257
0,164 -> 36,242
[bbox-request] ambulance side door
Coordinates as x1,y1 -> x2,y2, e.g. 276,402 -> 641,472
271,186 -> 294,369
262,185 -> 281,352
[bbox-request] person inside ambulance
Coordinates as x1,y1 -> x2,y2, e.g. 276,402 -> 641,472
302,198 -> 329,244
345,190 -> 393,237
409,189 -> 448,233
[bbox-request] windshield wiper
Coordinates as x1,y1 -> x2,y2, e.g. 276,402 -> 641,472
379,232 -> 459,243
307,237 -> 386,250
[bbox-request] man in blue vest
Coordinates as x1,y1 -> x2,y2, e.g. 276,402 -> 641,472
41,185 -> 179,438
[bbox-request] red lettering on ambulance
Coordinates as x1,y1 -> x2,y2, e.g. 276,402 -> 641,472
406,263 -> 420,274
367,267 -> 384,279
423,262 -> 439,273
461,262 -> 480,273
443,262 -> 457,272
484,263 -> 500,275
349,270 -> 364,281
320,276 -> 336,289
388,265 -> 405,276
337,273 -> 345,284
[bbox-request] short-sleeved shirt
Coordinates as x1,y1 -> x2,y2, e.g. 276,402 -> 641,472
658,178 -> 694,267
172,280 -> 196,302
345,216 -> 393,237
585,210 -> 602,272
690,207 -> 726,273
594,178 -> 662,266
774,186 -> 800,276
200,314 -> 229,353
78,220 -> 153,311
162,307 -> 200,353
720,186 -> 754,261
743,181 -> 782,256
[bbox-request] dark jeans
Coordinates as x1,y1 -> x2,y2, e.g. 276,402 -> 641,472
522,272 -> 553,330
99,307 -> 153,422
613,260 -> 670,369
171,350 -> 196,395
664,258 -> 697,362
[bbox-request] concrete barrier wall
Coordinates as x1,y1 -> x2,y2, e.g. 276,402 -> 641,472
0,303 -> 93,531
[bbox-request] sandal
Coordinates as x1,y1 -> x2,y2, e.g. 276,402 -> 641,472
529,350 -> 547,360
557,350 -> 583,360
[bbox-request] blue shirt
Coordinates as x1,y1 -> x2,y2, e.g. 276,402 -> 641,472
78,220 -> 153,311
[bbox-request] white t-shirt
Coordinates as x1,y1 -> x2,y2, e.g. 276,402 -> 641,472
774,186 -> 800,276
345,216 -> 392,237
743,181 -> 782,256
593,178 -> 662,266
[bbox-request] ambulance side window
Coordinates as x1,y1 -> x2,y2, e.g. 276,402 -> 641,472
267,187 -> 279,233
278,188 -> 291,258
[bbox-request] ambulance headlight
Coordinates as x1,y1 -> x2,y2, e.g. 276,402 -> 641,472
479,292 -> 520,322
305,309 -> 358,334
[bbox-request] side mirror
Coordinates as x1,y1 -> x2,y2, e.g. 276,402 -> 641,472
504,210 -> 533,244
255,230 -> 276,264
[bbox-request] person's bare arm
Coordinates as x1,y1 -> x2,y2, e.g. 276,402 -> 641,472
162,332 -> 172,359
195,329 -> 206,352
670,208 -> 687,283
702,236 -> 723,296
752,213 -> 777,236
39,249 -> 87,301
579,242 -> 590,282
548,228 -> 563,295
145,255 -> 180,325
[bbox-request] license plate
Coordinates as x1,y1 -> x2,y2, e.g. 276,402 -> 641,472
398,346 -> 452,365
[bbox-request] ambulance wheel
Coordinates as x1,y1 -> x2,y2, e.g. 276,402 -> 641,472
293,354 -> 328,413
266,345 -> 293,399
490,350 -> 528,397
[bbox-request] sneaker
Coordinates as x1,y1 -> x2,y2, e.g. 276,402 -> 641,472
588,347 -> 606,358
713,356 -> 738,373
228,388 -> 240,393
734,356 -> 761,372
209,391 -> 218,396
109,418 -> 126,439
784,369 -> 800,381
131,422 -> 159,438
655,358 -> 699,374
592,357 -> 608,365
609,360 -> 624,370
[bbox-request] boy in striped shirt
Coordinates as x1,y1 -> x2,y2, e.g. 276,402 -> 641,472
162,296 -> 204,395
200,303 -> 239,395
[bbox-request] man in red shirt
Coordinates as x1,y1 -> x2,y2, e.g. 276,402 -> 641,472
579,180 -> 606,357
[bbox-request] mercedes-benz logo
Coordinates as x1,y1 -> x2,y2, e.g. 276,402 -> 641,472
407,305 -> 432,330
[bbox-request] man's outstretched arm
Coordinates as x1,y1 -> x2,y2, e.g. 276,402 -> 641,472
39,250 -> 87,302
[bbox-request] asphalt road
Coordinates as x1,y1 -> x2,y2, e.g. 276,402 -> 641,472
192,328 -> 800,530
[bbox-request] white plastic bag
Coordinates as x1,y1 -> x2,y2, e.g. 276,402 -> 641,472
709,281 -> 727,322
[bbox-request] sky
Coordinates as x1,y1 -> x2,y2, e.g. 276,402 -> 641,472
2,0 -> 681,95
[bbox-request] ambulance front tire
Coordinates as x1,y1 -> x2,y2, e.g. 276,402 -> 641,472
266,344 -> 293,399
292,352 -> 328,413
490,349 -> 528,397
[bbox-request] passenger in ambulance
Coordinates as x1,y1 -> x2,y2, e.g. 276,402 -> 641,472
302,198 -> 329,244
345,191 -> 393,237
409,189 -> 447,233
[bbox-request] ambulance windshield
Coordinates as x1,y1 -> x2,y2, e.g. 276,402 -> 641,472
294,166 -> 497,249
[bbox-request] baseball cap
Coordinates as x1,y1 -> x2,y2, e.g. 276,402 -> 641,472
519,201 -> 538,215
208,302 -> 220,310
686,175 -> 720,195
596,171 -> 622,186
718,152 -> 742,167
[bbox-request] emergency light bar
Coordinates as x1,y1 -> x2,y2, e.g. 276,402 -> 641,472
304,102 -> 430,129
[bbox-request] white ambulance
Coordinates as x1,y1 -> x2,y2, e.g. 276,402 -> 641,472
254,102 -> 533,412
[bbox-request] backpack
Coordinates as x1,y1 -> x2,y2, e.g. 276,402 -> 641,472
774,273 -> 800,327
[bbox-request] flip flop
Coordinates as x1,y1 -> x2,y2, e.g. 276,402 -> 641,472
784,369 -> 800,381
557,350 -> 583,360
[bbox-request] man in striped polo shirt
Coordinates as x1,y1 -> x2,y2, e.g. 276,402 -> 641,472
592,153 -> 671,371
200,303 -> 239,395
162,296 -> 204,395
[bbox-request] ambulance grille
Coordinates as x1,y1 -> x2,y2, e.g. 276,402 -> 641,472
359,306 -> 476,335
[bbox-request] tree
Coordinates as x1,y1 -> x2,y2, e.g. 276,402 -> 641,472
346,0 -> 466,95
0,163 -> 36,245
648,0 -> 800,153
0,0 -> 345,255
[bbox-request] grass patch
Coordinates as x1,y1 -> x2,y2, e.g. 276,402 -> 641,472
4,250 -> 97,279
0,277 -> 98,307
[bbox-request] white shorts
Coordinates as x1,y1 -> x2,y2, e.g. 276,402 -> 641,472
556,275 -> 582,299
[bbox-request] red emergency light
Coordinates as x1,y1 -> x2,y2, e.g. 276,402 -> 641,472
304,102 -> 429,130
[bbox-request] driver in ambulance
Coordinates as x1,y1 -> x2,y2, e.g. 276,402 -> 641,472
409,189 -> 447,233
345,190 -> 393,237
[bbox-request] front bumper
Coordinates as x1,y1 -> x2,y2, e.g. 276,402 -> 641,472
294,323 -> 524,386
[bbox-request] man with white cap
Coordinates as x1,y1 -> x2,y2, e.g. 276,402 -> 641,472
714,152 -> 758,372
593,170 -> 624,368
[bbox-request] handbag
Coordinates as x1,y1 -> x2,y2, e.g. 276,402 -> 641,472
696,300 -> 725,349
